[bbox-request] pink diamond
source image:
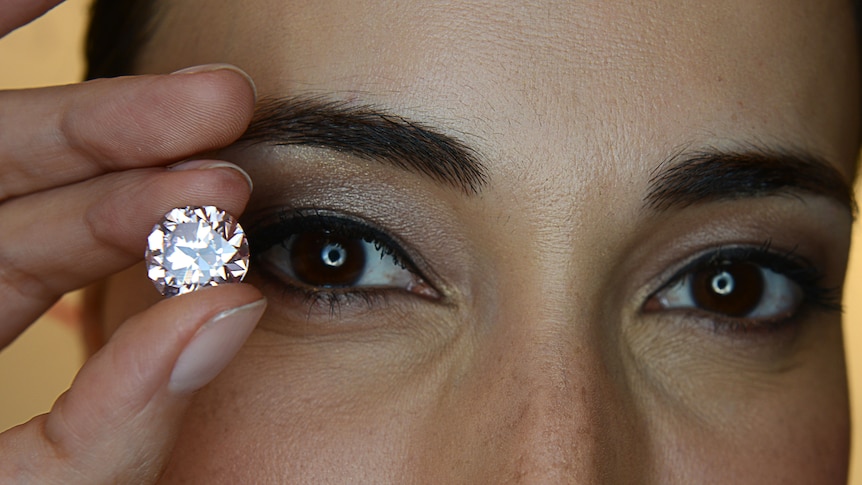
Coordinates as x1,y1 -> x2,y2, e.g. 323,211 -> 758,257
145,206 -> 250,297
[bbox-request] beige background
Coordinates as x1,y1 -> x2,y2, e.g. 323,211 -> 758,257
1,0 -> 862,481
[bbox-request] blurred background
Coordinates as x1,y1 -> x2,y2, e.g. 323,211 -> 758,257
0,0 -> 90,431
1,0 -> 861,481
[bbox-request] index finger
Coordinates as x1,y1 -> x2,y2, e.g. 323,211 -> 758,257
0,0 -> 63,36
0,66 -> 256,202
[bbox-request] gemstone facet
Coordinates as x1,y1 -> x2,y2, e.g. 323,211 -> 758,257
145,206 -> 250,297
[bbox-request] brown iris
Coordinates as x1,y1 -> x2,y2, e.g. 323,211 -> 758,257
691,261 -> 764,317
289,231 -> 367,287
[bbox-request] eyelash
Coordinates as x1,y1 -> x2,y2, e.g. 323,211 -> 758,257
247,207 -> 840,333
646,241 -> 841,333
247,209 -> 430,313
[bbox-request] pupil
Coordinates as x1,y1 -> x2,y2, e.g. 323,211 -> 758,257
322,245 -> 345,267
289,231 -> 366,287
711,272 -> 734,295
691,261 -> 764,317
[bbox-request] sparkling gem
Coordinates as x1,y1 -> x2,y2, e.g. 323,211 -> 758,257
145,206 -> 250,297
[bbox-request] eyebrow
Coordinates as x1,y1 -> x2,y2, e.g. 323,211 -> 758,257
644,148 -> 857,215
236,96 -> 488,194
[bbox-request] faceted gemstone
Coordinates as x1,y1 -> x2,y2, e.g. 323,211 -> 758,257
145,206 -> 250,297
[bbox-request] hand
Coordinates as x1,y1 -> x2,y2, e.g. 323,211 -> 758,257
0,1 -> 265,482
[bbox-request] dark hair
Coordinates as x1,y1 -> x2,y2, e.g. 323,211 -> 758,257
85,0 -> 156,80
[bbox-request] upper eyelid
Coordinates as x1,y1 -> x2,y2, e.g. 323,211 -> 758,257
249,210 -> 407,256
646,244 -> 811,300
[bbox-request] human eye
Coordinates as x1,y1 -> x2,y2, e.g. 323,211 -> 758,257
643,243 -> 840,332
248,209 -> 439,309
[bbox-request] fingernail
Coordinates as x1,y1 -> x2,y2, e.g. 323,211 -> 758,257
169,299 -> 266,393
170,63 -> 257,101
169,159 -> 254,192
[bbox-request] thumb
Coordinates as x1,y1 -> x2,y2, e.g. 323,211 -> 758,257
0,284 -> 265,484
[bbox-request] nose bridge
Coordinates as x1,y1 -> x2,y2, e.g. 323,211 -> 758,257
444,299 -> 649,484
414,190 -> 650,482
496,313 -> 624,481
505,329 -> 597,480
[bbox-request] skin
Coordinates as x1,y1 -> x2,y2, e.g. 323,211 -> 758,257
1,0 -> 858,483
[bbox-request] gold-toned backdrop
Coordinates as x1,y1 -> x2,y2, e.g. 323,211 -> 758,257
0,0 -> 89,431
1,1 -> 861,481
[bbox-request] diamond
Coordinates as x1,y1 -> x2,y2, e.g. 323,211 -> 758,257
145,206 -> 250,297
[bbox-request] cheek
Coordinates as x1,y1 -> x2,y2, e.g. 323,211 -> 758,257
649,390 -> 849,483
140,301 -> 849,483
157,332 -> 426,483
629,318 -> 850,483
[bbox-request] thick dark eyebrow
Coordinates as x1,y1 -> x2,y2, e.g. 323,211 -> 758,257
236,96 -> 488,194
644,149 -> 857,215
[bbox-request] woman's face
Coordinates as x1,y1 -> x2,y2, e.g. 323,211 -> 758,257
99,0 -> 860,482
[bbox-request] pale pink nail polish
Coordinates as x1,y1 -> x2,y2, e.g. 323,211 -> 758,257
168,299 -> 266,393
170,63 -> 257,101
169,159 -> 254,192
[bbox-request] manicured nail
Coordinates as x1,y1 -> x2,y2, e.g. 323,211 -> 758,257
169,159 -> 254,192
168,299 -> 266,393
170,63 -> 257,101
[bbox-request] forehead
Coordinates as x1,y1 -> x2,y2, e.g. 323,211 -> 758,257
140,0 -> 860,179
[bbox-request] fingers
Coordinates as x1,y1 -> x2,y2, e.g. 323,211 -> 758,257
0,160 -> 253,347
0,66 -> 256,202
0,284 -> 266,484
0,0 -> 62,36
